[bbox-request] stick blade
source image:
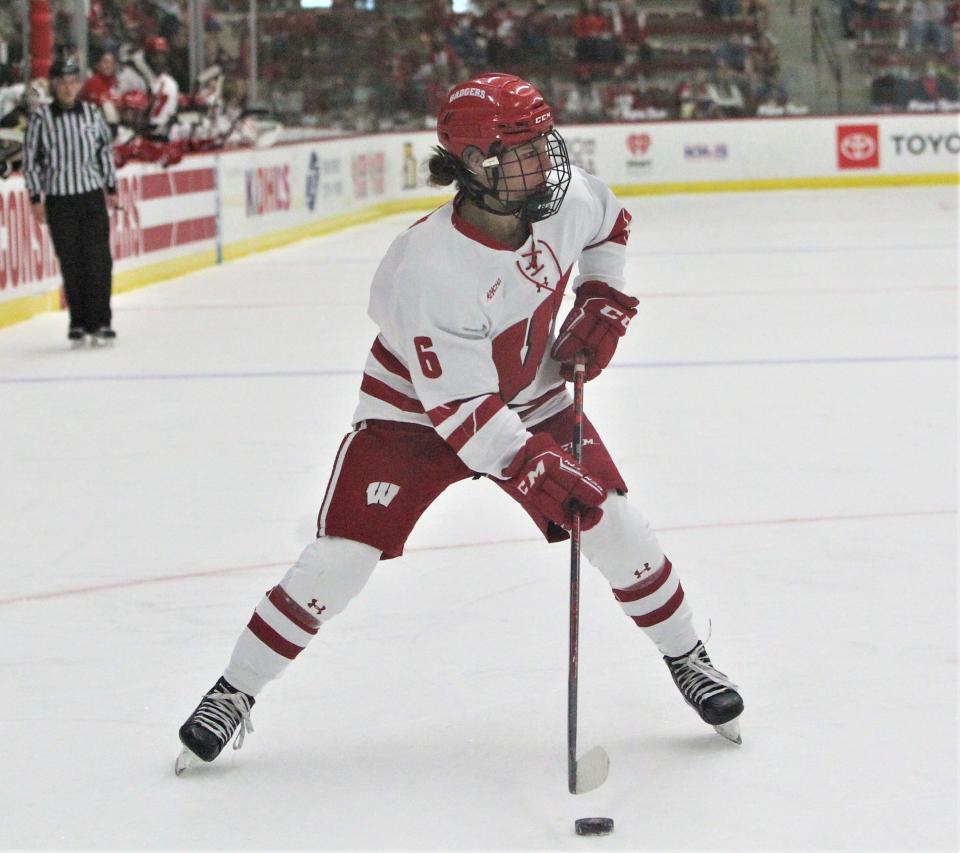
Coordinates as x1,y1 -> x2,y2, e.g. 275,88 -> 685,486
573,746 -> 610,794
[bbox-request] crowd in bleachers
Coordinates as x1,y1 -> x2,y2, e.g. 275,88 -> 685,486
836,0 -> 960,110
237,0 -> 803,127
4,0 -> 957,144
0,0 -> 806,135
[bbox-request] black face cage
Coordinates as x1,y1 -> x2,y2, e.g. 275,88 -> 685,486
451,129 -> 572,223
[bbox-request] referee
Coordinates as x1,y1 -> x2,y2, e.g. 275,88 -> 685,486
24,58 -> 119,347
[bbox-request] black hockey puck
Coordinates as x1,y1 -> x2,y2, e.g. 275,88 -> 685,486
575,817 -> 614,836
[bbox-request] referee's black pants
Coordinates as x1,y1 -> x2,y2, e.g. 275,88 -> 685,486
45,191 -> 113,333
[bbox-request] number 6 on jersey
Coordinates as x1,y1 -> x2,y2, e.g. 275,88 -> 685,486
414,336 -> 443,378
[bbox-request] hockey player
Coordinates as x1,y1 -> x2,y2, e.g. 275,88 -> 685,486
118,36 -> 179,139
142,37 -> 179,138
80,47 -> 120,110
110,89 -> 182,168
176,73 -> 744,774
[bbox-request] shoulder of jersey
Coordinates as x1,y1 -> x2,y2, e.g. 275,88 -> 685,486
565,164 -> 598,204
383,205 -> 488,314
389,203 -> 460,273
403,201 -> 454,240
382,204 -> 456,285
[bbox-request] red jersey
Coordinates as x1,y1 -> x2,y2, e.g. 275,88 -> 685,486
80,72 -> 120,107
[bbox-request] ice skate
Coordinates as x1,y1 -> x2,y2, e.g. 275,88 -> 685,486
664,641 -> 743,744
175,677 -> 255,775
68,328 -> 87,349
90,327 -> 116,347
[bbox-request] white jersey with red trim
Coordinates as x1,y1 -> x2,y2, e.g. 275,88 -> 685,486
149,72 -> 179,132
352,165 -> 632,479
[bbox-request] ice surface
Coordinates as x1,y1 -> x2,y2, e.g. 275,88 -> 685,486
0,187 -> 956,850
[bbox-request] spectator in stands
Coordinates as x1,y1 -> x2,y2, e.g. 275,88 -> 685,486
928,0 -> 950,49
563,67 -> 605,121
840,0 -> 879,43
480,0 -> 519,66
87,0 -> 111,43
613,0 -> 653,66
912,58 -> 959,99
677,71 -> 714,119
753,61 -> 789,108
701,0 -> 742,21
707,60 -> 747,116
744,0 -> 770,30
520,0 -> 554,64
715,33 -> 751,73
850,0 -> 879,43
903,0 -> 950,52
573,0 -> 620,64
749,32 -> 781,93
446,14 -> 487,69
424,0 -> 454,32
325,72 -> 355,128
870,69 -> 914,108
120,0 -> 155,44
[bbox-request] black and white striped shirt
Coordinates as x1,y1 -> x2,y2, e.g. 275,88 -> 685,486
23,100 -> 117,203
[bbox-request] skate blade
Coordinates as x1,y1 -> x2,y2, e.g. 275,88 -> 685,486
90,338 -> 115,348
70,338 -> 87,350
572,745 -> 610,794
714,719 -> 742,744
174,746 -> 204,776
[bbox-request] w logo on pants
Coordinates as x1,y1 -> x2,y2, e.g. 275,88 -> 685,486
366,482 -> 400,507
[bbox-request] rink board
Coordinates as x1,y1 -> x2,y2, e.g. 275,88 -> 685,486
0,112 -> 956,328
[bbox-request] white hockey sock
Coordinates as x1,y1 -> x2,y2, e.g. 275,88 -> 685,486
582,494 -> 699,658
224,536 -> 380,696
610,558 -> 698,658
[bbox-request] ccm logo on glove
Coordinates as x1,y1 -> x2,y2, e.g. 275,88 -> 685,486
551,280 -> 639,382
599,304 -> 631,325
504,433 -> 607,531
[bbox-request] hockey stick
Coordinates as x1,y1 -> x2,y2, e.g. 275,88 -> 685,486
567,352 -> 610,795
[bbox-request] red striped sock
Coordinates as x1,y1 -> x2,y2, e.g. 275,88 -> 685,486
611,558 -> 698,657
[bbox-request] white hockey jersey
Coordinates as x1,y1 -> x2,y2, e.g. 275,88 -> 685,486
352,165 -> 632,479
148,72 -> 179,133
117,53 -> 179,135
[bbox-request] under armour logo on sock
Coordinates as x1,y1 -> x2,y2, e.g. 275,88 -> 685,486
307,599 -> 326,616
634,563 -> 653,579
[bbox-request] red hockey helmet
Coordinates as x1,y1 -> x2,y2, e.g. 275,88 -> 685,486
145,35 -> 169,53
120,90 -> 150,110
437,73 -> 555,159
118,89 -> 150,128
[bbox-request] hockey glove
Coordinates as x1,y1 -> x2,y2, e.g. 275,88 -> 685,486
503,433 -> 607,531
551,280 -> 639,382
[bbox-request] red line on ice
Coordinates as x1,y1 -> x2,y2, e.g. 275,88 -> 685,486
0,509 -> 953,607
